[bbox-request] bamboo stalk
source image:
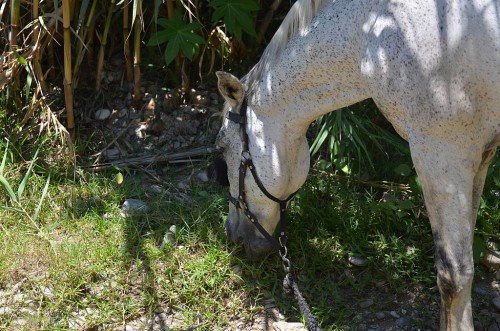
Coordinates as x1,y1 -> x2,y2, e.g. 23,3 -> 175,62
73,0 -> 98,87
256,0 -> 283,44
123,0 -> 133,82
9,0 -> 21,112
96,0 -> 116,91
166,0 -> 174,21
32,0 -> 47,93
132,0 -> 142,101
62,0 -> 75,139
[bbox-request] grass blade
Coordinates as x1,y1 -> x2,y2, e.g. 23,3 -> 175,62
0,174 -> 18,203
0,140 -> 11,174
18,148 -> 39,200
33,174 -> 50,223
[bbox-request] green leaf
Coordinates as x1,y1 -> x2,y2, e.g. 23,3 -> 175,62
472,234 -> 486,262
33,174 -> 50,223
0,141 -> 8,175
209,0 -> 259,41
149,11 -> 205,65
393,163 -> 412,177
18,148 -> 39,200
0,174 -> 18,203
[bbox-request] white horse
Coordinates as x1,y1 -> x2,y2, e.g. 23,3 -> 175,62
211,0 -> 500,329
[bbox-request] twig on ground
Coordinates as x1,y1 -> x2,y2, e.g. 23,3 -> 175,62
87,146 -> 219,171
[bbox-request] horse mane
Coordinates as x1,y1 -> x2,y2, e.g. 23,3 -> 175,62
244,0 -> 330,92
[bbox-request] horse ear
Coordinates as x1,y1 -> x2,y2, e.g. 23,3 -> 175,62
216,71 -> 244,108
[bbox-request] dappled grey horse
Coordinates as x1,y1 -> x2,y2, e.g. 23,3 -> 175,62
211,0 -> 500,329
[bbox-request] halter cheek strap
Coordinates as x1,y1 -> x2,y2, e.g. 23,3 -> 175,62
227,96 -> 297,252
226,96 -> 321,331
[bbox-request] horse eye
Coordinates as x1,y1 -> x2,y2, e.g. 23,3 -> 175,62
208,157 -> 229,186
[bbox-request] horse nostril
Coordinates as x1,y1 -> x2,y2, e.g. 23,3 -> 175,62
208,158 -> 229,186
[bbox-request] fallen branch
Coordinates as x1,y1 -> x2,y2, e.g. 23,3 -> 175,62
86,146 -> 219,171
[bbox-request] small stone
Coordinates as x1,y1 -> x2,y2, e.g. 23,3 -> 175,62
173,141 -> 181,149
95,108 -> 111,120
396,317 -> 407,327
169,225 -> 177,234
14,319 -> 27,326
401,308 -> 407,315
154,306 -> 164,314
389,311 -> 401,319
119,108 -> 129,118
197,171 -> 209,183
349,255 -> 367,267
474,285 -> 488,295
273,321 -> 307,331
231,265 -> 242,276
375,312 -> 386,319
177,181 -> 188,190
104,147 -> 120,159
121,199 -> 150,216
125,326 -> 138,331
0,307 -> 12,315
482,250 -> 500,269
359,298 -> 374,308
496,269 -> 500,281
162,232 -> 175,247
493,297 -> 500,312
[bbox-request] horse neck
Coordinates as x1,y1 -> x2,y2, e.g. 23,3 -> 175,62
251,0 -> 372,135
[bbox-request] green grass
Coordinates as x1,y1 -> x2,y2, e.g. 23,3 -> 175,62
0,141 -> 498,330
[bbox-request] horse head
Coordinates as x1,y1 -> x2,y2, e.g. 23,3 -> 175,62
209,71 -> 310,260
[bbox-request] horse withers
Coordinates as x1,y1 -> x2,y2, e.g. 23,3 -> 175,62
210,0 -> 500,329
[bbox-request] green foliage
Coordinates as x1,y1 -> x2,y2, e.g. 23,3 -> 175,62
310,100 -> 409,177
209,0 -> 260,41
148,10 -> 206,65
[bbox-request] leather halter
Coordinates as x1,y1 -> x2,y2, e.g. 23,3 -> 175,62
227,96 -> 297,252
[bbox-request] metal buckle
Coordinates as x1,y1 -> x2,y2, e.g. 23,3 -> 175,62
241,150 -> 251,162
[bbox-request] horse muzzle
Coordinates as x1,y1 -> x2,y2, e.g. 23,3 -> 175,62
225,209 -> 277,260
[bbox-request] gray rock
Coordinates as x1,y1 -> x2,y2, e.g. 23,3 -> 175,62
95,108 -> 111,120
375,312 -> 386,319
359,298 -> 374,308
396,317 -> 408,327
125,326 -> 138,331
104,148 -> 120,159
273,321 -> 307,331
389,311 -> 401,319
0,307 -> 12,315
121,199 -> 150,216
496,269 -> 500,281
197,171 -> 209,182
349,255 -> 367,267
493,296 -> 500,312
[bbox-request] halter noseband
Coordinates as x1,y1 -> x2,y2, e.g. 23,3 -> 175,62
227,96 -> 297,254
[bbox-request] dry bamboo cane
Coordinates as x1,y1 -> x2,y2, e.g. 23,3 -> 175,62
132,0 -> 142,101
96,0 -> 116,91
123,0 -> 133,82
9,0 -> 21,112
256,0 -> 283,45
32,0 -> 47,93
62,0 -> 75,139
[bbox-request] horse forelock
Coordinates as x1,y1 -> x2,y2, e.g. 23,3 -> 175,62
245,0 -> 330,94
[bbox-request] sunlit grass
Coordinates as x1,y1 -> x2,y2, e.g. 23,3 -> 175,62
0,140 -> 498,329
